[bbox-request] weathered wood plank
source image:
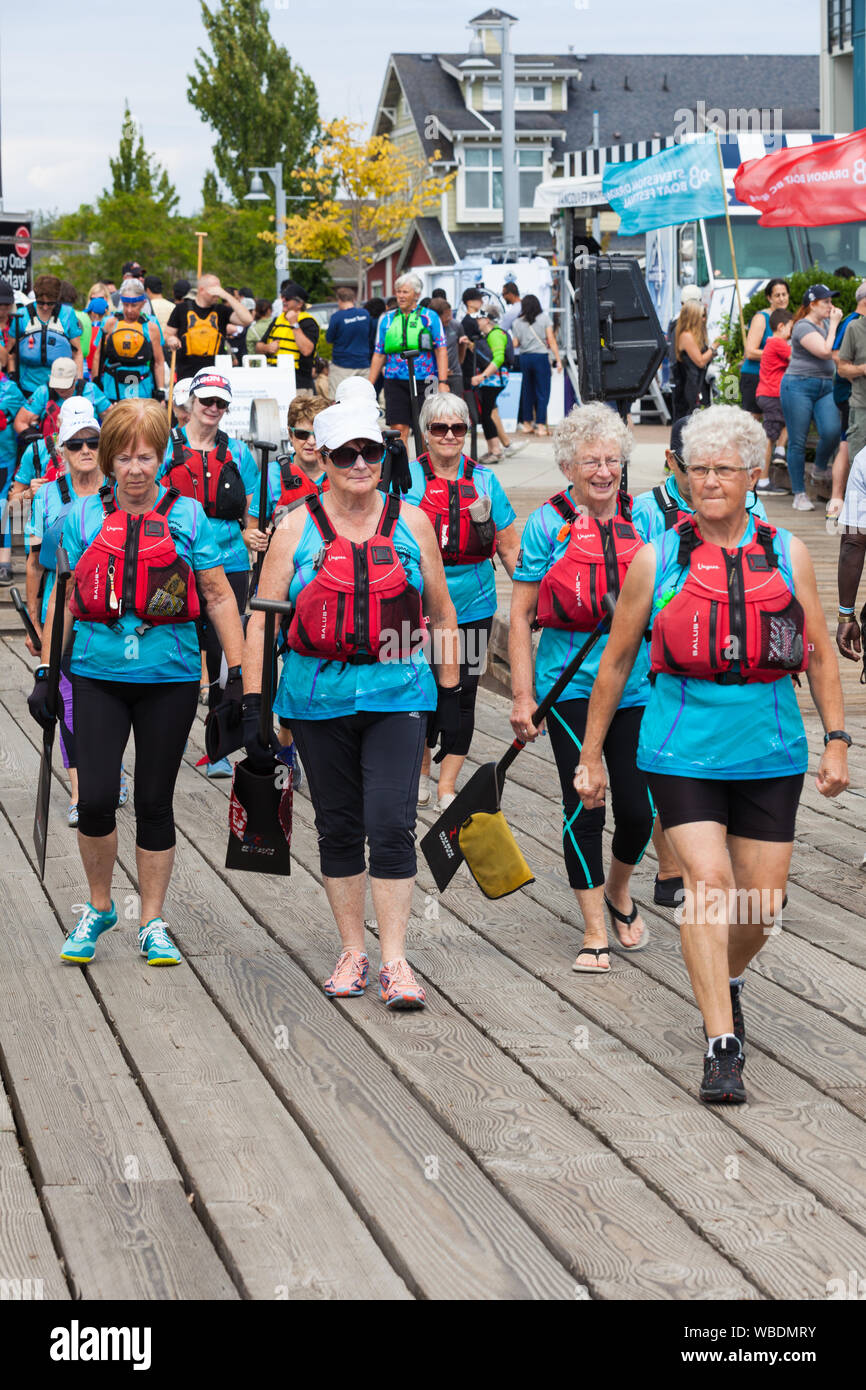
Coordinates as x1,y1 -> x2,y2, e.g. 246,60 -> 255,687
42,1181 -> 237,1301
0,1133 -> 69,1301
0,706 -> 410,1302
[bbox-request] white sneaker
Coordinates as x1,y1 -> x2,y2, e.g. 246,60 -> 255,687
417,774 -> 431,807
792,493 -> 815,511
435,792 -> 456,813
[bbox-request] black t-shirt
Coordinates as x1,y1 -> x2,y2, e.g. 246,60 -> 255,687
461,311 -> 482,387
168,299 -> 234,380
293,315 -> 320,387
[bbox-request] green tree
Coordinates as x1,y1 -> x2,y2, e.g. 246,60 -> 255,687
187,0 -> 320,204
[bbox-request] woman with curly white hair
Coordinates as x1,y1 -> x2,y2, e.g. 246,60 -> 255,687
576,405 -> 849,1105
510,401 -> 654,973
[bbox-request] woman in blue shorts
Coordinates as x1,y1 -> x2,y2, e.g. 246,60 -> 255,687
576,405 -> 848,1104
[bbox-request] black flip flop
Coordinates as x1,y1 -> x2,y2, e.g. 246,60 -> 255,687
572,946 -> 611,974
604,895 -> 650,952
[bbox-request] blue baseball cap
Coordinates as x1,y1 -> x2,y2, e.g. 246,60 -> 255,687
801,283 -> 839,306
86,296 -> 108,314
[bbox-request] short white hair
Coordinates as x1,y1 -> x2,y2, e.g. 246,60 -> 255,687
395,272 -> 423,297
552,402 -> 633,475
419,391 -> 471,433
681,404 -> 765,472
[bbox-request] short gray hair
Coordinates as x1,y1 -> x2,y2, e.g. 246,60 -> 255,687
681,404 -> 765,472
419,390 -> 471,434
481,301 -> 500,321
395,272 -> 423,297
552,402 -> 633,475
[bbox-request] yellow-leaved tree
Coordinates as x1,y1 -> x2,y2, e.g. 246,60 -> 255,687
262,118 -> 455,296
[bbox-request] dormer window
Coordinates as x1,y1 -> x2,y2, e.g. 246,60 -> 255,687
482,81 -> 552,110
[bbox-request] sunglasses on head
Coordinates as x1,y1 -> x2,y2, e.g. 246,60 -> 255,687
197,396 -> 229,410
66,436 -> 100,452
290,426 -> 314,441
428,421 -> 467,440
326,442 -> 386,468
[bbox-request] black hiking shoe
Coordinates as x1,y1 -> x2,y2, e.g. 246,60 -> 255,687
653,874 -> 684,908
700,1037 -> 746,1105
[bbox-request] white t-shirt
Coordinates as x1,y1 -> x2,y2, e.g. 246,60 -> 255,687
839,445 -> 866,534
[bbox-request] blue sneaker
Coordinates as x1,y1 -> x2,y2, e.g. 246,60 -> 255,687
117,765 -> 129,807
138,919 -> 183,966
60,901 -> 118,964
206,757 -> 232,779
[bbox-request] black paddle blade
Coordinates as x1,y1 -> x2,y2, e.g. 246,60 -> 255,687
420,760 -> 502,892
225,757 -> 292,876
33,728 -> 54,882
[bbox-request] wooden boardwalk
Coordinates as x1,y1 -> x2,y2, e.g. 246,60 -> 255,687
1,464 -> 866,1300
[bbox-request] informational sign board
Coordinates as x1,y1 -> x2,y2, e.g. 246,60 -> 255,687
0,216 -> 33,295
213,354 -> 296,440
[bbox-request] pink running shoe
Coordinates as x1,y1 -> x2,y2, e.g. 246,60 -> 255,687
379,958 -> 427,1010
323,949 -> 369,997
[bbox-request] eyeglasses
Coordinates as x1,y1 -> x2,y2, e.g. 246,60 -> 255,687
290,427 -> 314,441
575,456 -> 622,471
428,422 -> 468,440
197,397 -> 229,410
325,443 -> 386,468
36,299 -> 54,308
65,437 -> 100,452
685,464 -> 749,481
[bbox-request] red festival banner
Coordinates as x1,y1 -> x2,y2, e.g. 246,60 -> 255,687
733,130 -> 866,226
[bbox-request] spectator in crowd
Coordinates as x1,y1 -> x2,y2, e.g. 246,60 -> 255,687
500,281 -> 522,333
257,281 -> 320,393
513,293 -> 563,437
165,274 -> 252,381
144,275 -> 175,334
670,299 -> 717,451
245,298 -> 280,356
326,287 -> 373,396
173,279 -> 192,304
836,280 -> 866,466
780,284 -> 843,512
430,297 -> 466,397
741,278 -> 791,417
755,309 -> 793,494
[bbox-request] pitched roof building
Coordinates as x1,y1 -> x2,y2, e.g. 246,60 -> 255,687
364,7 -> 819,295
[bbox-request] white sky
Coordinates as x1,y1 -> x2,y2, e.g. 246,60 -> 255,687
1,0 -> 819,217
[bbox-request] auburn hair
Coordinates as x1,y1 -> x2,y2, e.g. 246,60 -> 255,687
287,393 -> 331,430
97,399 -> 170,478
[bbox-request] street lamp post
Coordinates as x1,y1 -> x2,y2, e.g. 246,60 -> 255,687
499,15 -> 519,251
245,162 -> 287,301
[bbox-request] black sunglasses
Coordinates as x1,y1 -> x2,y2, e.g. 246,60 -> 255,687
428,421 -> 468,440
197,397 -> 229,410
290,427 -> 314,441
65,437 -> 100,452
326,442 -> 386,468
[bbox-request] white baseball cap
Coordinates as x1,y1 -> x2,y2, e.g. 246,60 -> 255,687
680,285 -> 703,304
172,378 -> 192,409
188,369 -> 232,403
57,398 -> 100,448
314,403 -> 383,452
48,358 -> 78,388
334,377 -> 379,408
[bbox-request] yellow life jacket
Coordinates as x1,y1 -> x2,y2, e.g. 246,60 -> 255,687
263,312 -> 299,368
182,306 -> 223,358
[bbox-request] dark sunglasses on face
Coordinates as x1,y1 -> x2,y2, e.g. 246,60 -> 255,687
290,427 -> 314,441
66,437 -> 100,452
326,442 -> 386,468
197,397 -> 229,410
428,421 -> 468,440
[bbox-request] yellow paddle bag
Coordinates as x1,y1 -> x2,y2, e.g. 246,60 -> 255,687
457,811 -> 535,900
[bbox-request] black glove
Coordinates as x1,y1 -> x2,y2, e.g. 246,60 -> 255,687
242,693 -> 281,772
429,684 -> 462,764
152,388 -> 166,403
222,666 -> 244,726
27,667 -> 54,731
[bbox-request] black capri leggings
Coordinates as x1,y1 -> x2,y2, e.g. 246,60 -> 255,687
426,616 -> 493,757
546,699 -> 655,890
290,710 -> 427,879
72,676 -> 199,850
202,569 -> 249,705
475,384 -> 504,443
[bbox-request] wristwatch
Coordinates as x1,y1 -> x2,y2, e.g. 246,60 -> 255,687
226,665 -> 242,681
824,730 -> 853,747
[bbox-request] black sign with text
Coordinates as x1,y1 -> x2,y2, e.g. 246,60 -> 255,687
0,217 -> 32,294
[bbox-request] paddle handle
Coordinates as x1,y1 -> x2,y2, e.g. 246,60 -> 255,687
10,587 -> 41,652
496,594 -> 616,779
250,596 -> 293,745
44,549 -> 71,720
253,439 -> 278,585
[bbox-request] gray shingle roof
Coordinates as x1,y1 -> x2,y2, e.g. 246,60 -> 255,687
382,51 -> 819,164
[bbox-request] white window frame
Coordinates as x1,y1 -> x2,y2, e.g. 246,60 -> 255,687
456,143 -> 552,223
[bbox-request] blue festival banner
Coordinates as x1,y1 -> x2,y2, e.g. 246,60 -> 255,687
602,136 -> 727,234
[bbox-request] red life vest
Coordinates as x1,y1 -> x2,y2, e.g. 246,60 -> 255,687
42,382 -> 86,445
163,427 -> 247,521
415,454 -> 496,565
276,454 -> 329,508
286,493 -> 426,664
650,518 -> 808,684
535,489 -> 642,631
86,322 -> 103,377
69,486 -> 200,626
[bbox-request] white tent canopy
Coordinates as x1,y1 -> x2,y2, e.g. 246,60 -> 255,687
533,178 -> 605,210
